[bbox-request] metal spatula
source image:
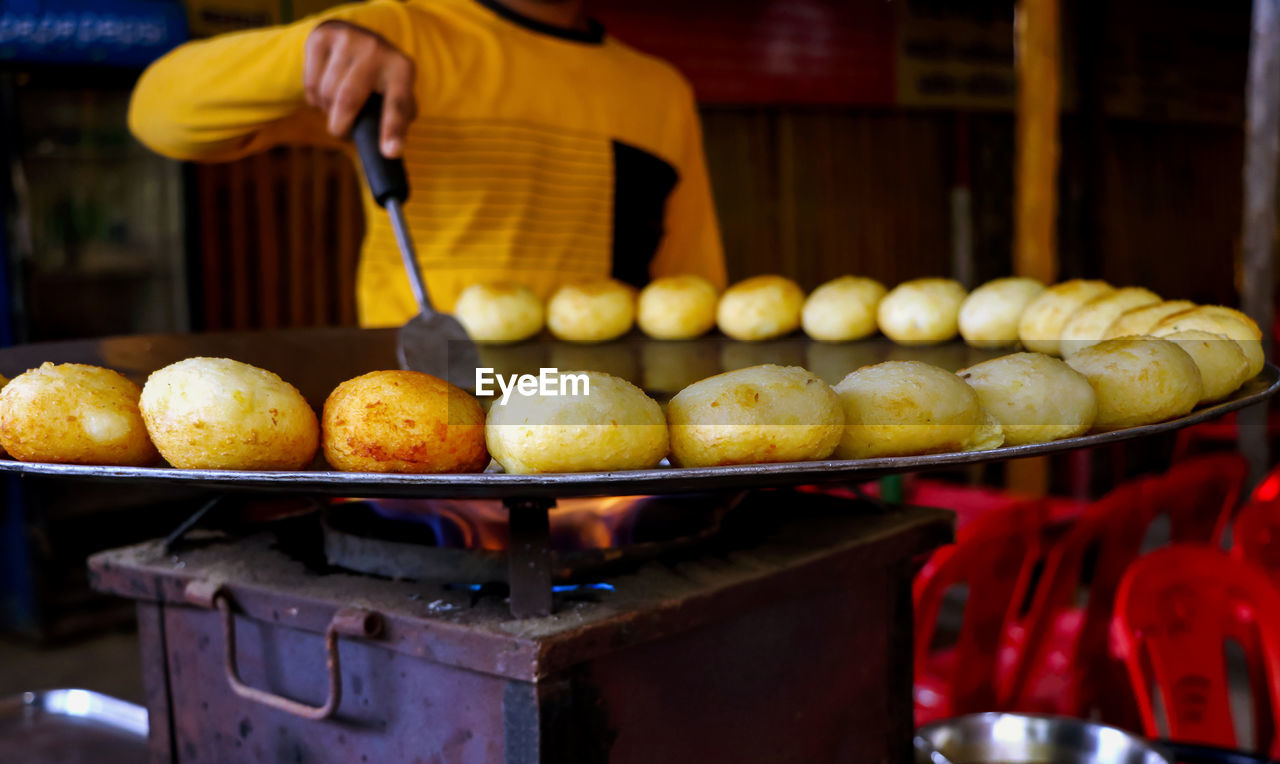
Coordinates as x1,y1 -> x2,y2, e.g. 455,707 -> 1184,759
352,95 -> 478,390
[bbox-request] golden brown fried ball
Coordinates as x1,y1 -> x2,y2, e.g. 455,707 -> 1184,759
140,357 -> 318,470
801,276 -> 887,342
1151,305 -> 1265,379
1103,300 -> 1196,340
1161,330 -> 1251,404
637,275 -> 719,340
1064,338 -> 1203,431
1018,279 -> 1114,356
667,365 -> 844,467
0,362 -> 158,466
716,275 -> 806,341
323,370 -> 488,473
834,361 -> 1003,459
547,280 -> 636,343
485,371 -> 667,474
0,374 -> 6,456
957,352 -> 1097,445
1059,287 -> 1161,356
877,278 -> 968,345
958,277 -> 1046,349
454,283 -> 544,344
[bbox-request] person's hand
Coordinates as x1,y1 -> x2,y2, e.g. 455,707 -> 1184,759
304,20 -> 416,158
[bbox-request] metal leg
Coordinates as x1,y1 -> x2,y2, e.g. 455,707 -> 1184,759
1239,0 -> 1280,485
505,497 -> 554,618
163,495 -> 224,553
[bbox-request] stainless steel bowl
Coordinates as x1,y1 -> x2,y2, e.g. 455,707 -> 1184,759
915,713 -> 1170,764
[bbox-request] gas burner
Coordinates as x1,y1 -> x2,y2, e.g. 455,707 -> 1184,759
320,493 -> 743,584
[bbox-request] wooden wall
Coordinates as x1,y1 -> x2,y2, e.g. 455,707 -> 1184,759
1094,123 -> 1242,304
191,110 -> 959,330
188,110 -> 1242,331
193,148 -> 363,331
702,109 -> 952,287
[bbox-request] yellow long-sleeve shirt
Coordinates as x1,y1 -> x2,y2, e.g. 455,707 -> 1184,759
129,0 -> 727,326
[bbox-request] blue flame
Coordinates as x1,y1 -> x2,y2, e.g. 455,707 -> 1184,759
455,582 -> 614,593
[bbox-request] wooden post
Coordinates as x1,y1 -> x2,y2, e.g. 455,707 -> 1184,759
1238,0 -> 1280,483
1009,0 -> 1062,495
1014,0 -> 1061,284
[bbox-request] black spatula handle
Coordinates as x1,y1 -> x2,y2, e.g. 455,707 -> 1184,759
352,94 -> 409,208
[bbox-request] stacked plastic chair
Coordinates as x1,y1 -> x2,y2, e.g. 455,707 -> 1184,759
912,500 -> 1048,724
1114,546 -> 1280,756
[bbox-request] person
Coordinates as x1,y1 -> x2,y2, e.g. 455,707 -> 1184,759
128,0 -> 728,327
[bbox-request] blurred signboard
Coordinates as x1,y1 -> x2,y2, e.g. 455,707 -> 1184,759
185,0 -> 278,37
158,0 -> 1247,125
598,0 -> 897,106
894,0 -> 1018,111
0,0 -> 187,67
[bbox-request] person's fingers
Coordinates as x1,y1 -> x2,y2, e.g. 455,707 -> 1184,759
379,58 -> 416,157
329,57 -> 380,137
303,32 -> 332,108
316,38 -> 351,124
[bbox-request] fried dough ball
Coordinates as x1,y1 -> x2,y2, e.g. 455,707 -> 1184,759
1059,287 -> 1161,357
485,371 -> 667,474
140,358 -> 317,470
454,283 -> 544,344
0,363 -> 158,466
323,370 -> 488,473
1161,330 -> 1251,404
667,365 -> 844,467
1019,279 -> 1114,356
877,278 -> 968,345
801,276 -> 887,342
1103,300 -> 1196,340
637,275 -> 719,340
1064,338 -> 1203,431
716,275 -> 805,341
1151,305 -> 1265,378
958,277 -> 1046,349
0,374 -> 7,456
957,353 -> 1097,445
547,280 -> 636,343
833,361 -> 1004,459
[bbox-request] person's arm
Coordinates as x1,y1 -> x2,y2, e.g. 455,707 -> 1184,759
649,82 -> 728,289
128,0 -> 433,162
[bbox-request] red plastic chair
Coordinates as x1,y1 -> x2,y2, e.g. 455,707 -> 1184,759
1004,479 -> 1153,719
913,500 -> 1048,725
1114,546 -> 1280,756
1232,487 -> 1280,586
1172,411 -> 1280,464
1142,453 -> 1248,545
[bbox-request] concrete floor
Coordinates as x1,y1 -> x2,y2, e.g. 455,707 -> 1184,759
0,629 -> 143,705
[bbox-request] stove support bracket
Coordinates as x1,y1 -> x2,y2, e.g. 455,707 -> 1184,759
505,497 -> 555,618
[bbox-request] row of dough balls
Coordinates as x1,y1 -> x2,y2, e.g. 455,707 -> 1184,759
462,274 -> 883,344
0,328 -> 1249,473
459,274 -> 1264,357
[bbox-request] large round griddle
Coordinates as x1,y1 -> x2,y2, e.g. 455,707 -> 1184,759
0,328 -> 1274,498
